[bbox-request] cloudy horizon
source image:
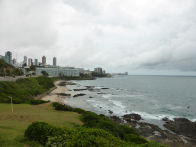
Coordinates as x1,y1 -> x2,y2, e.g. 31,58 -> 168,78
0,0 -> 196,75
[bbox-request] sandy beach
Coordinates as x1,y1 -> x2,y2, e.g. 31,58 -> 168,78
41,80 -> 69,103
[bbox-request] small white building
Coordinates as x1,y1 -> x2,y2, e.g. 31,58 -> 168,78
36,67 -> 80,77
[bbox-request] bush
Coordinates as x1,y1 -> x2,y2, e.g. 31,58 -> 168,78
53,102 -> 74,111
52,103 -> 147,144
29,99 -> 49,105
25,122 -> 128,147
24,122 -> 64,145
52,102 -> 86,114
47,128 -> 127,147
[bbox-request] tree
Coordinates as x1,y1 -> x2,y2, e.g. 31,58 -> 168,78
41,71 -> 49,77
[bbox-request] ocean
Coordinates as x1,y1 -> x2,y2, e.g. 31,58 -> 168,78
64,75 -> 196,126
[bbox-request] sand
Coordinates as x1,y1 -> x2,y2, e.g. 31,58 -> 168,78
41,80 -> 69,104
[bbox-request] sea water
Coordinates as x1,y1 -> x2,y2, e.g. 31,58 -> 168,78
64,75 -> 196,126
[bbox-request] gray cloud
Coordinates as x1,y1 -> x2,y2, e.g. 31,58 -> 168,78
0,0 -> 196,75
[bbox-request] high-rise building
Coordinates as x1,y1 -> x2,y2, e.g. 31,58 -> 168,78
23,56 -> 27,64
12,58 -> 17,65
5,51 -> 12,64
34,59 -> 38,66
42,56 -> 46,65
53,57 -> 57,66
94,67 -> 103,73
28,58 -> 33,66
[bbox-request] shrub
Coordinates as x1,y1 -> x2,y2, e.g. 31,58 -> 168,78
52,103 -> 147,144
29,99 -> 49,105
53,102 -> 74,111
52,102 -> 86,114
24,122 -> 64,145
47,128 -> 128,147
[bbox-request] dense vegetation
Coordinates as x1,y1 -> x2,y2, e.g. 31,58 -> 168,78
0,59 -> 23,76
25,121 -> 165,147
0,76 -> 55,103
25,122 -> 128,147
24,102 -> 167,147
52,103 -> 147,144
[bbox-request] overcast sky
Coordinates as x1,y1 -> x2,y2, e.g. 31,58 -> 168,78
0,0 -> 196,75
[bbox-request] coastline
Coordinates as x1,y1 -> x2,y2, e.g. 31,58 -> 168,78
41,80 -> 70,104
41,80 -> 196,147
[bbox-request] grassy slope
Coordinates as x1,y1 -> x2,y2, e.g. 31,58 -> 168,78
0,103 -> 82,147
0,76 -> 56,103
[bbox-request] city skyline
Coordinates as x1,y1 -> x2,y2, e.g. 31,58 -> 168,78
0,50 -> 58,67
0,0 -> 196,75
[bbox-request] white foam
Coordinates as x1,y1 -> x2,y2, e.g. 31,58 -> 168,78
109,100 -> 126,109
191,118 -> 196,122
102,94 -> 112,99
130,111 -> 176,120
94,86 -> 104,89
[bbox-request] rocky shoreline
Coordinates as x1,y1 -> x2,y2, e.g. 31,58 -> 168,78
65,82 -> 196,146
110,113 -> 196,147
42,81 -> 196,147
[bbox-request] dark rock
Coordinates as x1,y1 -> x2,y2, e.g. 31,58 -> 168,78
123,113 -> 142,121
56,93 -> 71,96
110,116 -> 122,124
162,117 -> 169,122
89,96 -> 93,98
58,81 -> 66,86
73,93 -> 86,97
163,118 -> 196,139
101,87 -> 109,90
86,86 -> 95,91
108,110 -> 113,114
124,119 -> 189,146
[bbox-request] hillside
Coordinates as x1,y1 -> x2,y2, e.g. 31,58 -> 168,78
0,103 -> 82,147
0,76 -> 56,103
0,78 -> 166,147
0,59 -> 23,76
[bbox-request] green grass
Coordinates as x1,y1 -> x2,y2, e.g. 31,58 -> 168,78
0,103 -> 82,147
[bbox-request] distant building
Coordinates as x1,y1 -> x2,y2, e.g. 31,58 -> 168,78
23,56 -> 27,64
42,56 -> 46,66
35,67 -> 80,77
5,51 -> 12,64
28,58 -> 33,66
34,59 -> 38,66
53,57 -> 57,66
12,58 -> 17,65
77,68 -> 92,75
0,55 -> 4,60
94,67 -> 103,73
